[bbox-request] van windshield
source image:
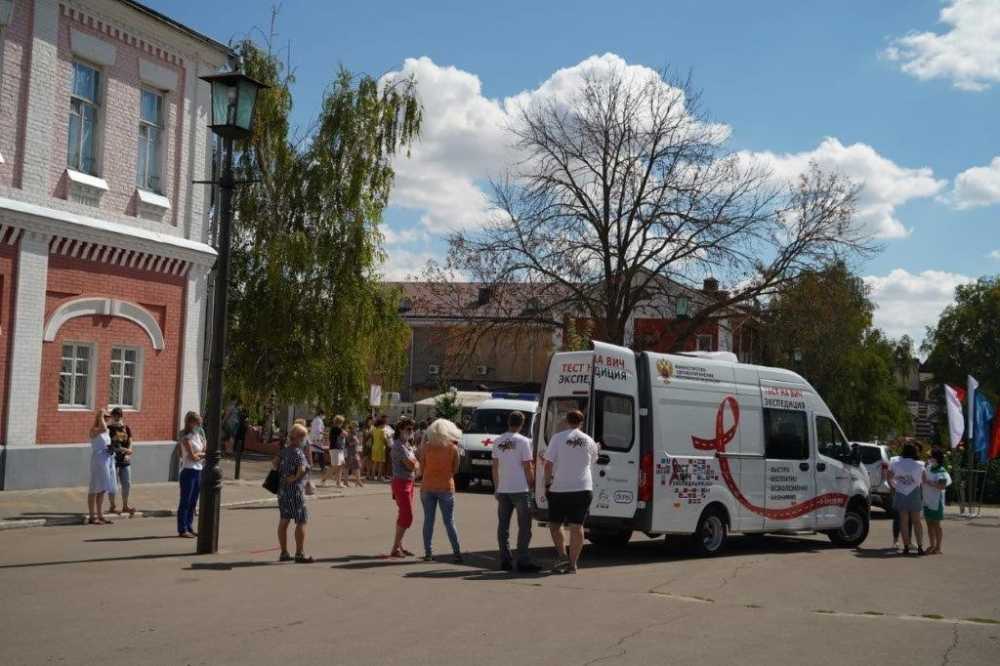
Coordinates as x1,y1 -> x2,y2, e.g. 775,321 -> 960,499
469,409 -> 533,435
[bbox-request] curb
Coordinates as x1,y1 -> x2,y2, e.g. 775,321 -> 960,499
0,489 -> 377,531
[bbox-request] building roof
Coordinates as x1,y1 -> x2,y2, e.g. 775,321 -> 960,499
391,281 -> 566,322
120,1 -> 234,56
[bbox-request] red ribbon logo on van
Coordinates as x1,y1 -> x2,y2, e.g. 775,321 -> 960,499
691,397 -> 847,520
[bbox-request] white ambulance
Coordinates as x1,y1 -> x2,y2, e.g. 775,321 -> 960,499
532,342 -> 871,555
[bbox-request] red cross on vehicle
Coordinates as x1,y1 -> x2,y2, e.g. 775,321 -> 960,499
482,438 -> 494,446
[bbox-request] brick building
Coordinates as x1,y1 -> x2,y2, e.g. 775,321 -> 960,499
0,1 -> 230,489
392,278 -> 763,402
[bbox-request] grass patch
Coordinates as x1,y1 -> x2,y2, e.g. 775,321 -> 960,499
922,614 -> 945,620
745,604 -> 763,609
863,611 -> 885,616
964,617 -> 1000,625
690,595 -> 714,603
813,610 -> 836,614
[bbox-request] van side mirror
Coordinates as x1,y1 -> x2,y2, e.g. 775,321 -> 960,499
849,444 -> 861,466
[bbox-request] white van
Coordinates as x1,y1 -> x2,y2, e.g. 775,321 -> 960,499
532,342 -> 871,555
456,394 -> 538,491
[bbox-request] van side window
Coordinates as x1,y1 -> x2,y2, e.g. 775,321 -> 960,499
859,446 -> 883,465
816,416 -> 851,462
544,397 -> 587,443
763,408 -> 808,460
593,391 -> 634,451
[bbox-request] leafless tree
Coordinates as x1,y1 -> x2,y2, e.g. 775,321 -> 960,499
436,63 -> 877,349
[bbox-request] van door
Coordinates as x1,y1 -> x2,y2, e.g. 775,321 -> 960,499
814,415 -> 852,529
534,352 -> 592,514
760,384 -> 816,531
588,342 -> 640,519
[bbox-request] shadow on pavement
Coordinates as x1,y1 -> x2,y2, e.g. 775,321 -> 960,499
852,547 -> 906,559
84,535 -> 179,543
186,561 -> 277,571
0,552 -> 187,570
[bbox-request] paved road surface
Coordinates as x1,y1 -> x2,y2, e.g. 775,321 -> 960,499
1,489 -> 997,665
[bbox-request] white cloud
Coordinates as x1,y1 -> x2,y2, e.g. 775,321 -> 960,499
378,246 -> 439,281
883,0 -> 1000,91
382,225 -> 429,246
746,138 -> 946,239
949,156 -> 1000,208
989,249 -> 1000,260
382,54 -> 725,235
864,268 -> 974,342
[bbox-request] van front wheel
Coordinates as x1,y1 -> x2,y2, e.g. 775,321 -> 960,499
691,508 -> 728,556
827,504 -> 869,547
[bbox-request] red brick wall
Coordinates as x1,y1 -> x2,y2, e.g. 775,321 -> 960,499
0,0 -> 33,189
36,254 -> 185,444
634,318 -> 719,353
0,243 -> 16,441
48,7 -> 186,224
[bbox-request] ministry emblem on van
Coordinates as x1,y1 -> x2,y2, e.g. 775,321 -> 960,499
656,359 -> 674,383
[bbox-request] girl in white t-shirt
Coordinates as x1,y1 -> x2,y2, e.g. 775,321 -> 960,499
922,449 -> 952,555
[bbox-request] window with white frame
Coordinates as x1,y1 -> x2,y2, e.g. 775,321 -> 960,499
109,346 -> 140,409
136,89 -> 163,192
59,343 -> 93,408
68,62 -> 100,175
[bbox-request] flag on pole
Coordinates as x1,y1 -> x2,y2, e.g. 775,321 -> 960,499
967,375 -> 979,441
944,385 -> 966,448
971,391 -> 995,464
990,405 -> 1000,461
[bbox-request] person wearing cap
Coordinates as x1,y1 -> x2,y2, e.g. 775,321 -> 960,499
107,407 -> 135,516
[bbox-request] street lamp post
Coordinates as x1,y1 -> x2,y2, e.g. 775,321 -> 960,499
196,69 -> 268,555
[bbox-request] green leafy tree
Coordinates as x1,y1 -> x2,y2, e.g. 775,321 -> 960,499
763,262 -> 911,441
433,388 -> 463,425
225,41 -> 421,423
923,276 -> 1000,399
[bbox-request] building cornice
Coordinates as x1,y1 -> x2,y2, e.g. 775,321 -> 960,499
0,196 -> 216,266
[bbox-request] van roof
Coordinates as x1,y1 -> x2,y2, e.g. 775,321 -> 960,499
475,398 -> 538,411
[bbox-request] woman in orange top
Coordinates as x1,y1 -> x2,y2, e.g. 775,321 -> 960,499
418,418 -> 464,563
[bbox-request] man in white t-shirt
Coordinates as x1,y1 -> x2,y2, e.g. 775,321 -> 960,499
491,411 -> 541,573
309,409 -> 326,469
543,409 -> 599,574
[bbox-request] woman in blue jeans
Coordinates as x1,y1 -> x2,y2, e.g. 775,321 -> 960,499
417,419 -> 464,563
177,411 -> 206,538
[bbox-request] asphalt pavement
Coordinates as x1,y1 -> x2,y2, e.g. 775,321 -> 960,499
1,488 -> 997,666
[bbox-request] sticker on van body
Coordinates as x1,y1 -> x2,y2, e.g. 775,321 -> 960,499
689,396 -> 848,519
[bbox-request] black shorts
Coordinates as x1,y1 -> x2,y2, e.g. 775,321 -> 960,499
546,490 -> 592,526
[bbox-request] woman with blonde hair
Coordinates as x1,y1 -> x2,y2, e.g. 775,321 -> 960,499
274,423 -> 313,562
418,418 -> 464,562
177,411 -> 206,538
87,409 -> 116,525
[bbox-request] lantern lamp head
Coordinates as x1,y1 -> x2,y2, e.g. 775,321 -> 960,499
199,70 -> 269,140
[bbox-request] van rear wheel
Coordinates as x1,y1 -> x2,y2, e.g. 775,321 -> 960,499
587,529 -> 633,549
691,507 -> 728,556
828,503 -> 869,547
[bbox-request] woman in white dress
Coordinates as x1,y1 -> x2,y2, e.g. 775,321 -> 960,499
87,409 -> 116,525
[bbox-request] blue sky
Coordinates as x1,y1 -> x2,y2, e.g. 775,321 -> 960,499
153,0 -> 999,343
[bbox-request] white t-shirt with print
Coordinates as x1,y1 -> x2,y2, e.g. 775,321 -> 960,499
491,431 -> 533,494
923,465 -> 952,511
889,457 -> 925,496
544,428 -> 599,493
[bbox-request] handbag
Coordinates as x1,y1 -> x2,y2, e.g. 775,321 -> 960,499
263,469 -> 280,495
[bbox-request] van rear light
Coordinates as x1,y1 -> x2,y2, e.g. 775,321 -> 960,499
639,452 -> 653,502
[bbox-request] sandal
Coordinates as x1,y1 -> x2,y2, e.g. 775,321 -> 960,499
294,554 -> 314,564
279,551 -> 293,562
389,549 -> 405,559
97,518 -> 113,524
87,517 -> 99,525
400,548 -> 415,557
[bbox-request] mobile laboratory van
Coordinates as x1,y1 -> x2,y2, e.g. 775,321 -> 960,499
532,341 -> 871,555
